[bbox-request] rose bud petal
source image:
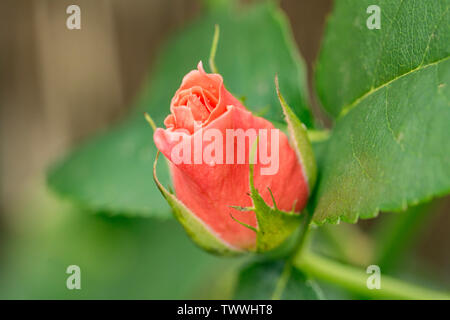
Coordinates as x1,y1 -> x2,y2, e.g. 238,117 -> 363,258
153,62 -> 314,254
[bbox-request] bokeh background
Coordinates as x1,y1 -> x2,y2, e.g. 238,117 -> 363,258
0,0 -> 448,299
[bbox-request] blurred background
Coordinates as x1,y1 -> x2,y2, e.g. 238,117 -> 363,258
0,0 -> 448,299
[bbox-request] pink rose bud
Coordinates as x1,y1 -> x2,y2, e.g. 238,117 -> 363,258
153,62 -> 314,254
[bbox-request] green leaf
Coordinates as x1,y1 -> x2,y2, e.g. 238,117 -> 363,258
313,0 -> 450,224
47,1 -> 312,217
234,260 -> 324,300
316,0 -> 449,118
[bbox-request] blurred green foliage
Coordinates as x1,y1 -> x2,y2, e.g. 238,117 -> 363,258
0,189 -> 242,299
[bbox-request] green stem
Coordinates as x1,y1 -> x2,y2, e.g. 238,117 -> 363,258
320,224 -> 374,266
295,251 -> 450,300
291,210 -> 313,262
271,211 -> 312,300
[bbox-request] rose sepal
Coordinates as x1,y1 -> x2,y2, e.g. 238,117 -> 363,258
275,76 -> 317,191
230,158 -> 304,253
153,151 -> 242,256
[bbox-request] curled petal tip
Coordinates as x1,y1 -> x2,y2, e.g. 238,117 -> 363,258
197,61 -> 205,73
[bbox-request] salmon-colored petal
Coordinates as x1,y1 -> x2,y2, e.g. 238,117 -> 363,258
164,114 -> 176,129
171,62 -> 221,108
172,106 -> 195,134
168,61 -> 245,133
188,95 -> 210,122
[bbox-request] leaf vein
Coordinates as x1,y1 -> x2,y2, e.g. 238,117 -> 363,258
339,55 -> 450,118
